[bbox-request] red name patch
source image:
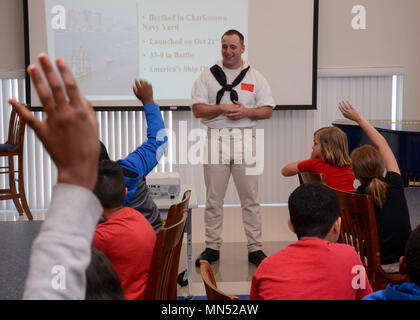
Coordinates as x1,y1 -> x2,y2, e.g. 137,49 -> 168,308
241,83 -> 254,92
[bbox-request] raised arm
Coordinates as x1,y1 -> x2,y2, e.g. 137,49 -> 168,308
225,102 -> 272,121
9,53 -> 102,299
118,80 -> 168,177
338,101 -> 400,174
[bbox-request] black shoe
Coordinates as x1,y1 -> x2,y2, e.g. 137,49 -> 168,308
195,248 -> 220,267
248,250 -> 267,266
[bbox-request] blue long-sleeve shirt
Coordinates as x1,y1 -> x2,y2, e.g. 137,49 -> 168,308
117,102 -> 168,233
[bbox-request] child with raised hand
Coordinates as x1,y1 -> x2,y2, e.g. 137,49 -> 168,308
10,53 -> 102,299
338,100 -> 412,272
281,126 -> 355,192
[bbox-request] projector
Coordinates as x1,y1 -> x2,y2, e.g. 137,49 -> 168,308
146,172 -> 181,199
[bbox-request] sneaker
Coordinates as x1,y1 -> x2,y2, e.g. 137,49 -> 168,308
248,250 -> 267,266
195,248 -> 220,267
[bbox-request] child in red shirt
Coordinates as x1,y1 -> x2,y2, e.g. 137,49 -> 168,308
92,160 -> 156,300
282,126 -> 355,192
250,183 -> 372,300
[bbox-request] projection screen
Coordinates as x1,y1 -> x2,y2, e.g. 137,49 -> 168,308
24,0 -> 318,109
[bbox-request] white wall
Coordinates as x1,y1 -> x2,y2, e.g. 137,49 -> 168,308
318,0 -> 420,119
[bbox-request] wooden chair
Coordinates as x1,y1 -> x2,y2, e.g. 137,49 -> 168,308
163,190 -> 191,292
199,260 -> 240,300
165,189 -> 191,227
331,187 -> 407,291
0,107 -> 32,219
144,210 -> 188,300
298,171 -> 327,185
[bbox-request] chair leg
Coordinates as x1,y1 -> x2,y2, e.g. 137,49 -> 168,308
10,181 -> 24,214
8,156 -> 24,214
17,156 -> 33,220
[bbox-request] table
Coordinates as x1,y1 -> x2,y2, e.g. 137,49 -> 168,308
153,185 -> 198,299
0,221 -> 43,299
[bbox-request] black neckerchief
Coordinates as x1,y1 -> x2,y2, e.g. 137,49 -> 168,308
210,64 -> 250,104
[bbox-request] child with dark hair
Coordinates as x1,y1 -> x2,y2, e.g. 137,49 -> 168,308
339,101 -> 412,272
282,126 -> 355,192
250,182 -> 372,300
85,247 -> 125,300
364,225 -> 420,300
92,160 -> 156,300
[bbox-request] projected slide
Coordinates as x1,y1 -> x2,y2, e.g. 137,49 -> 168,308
27,0 -> 317,108
137,0 -> 247,101
42,0 -> 247,103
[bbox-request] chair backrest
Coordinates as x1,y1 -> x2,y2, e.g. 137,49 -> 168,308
163,190 -> 191,298
298,172 -> 327,185
6,109 -> 26,148
165,190 -> 191,227
144,210 -> 188,300
331,186 -> 407,291
199,260 -> 240,300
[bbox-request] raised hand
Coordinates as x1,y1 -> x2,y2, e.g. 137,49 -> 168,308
133,79 -> 154,106
9,53 -> 99,190
338,101 -> 363,123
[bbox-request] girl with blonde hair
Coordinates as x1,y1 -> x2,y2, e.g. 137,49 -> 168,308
339,101 -> 411,271
282,125 -> 355,192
